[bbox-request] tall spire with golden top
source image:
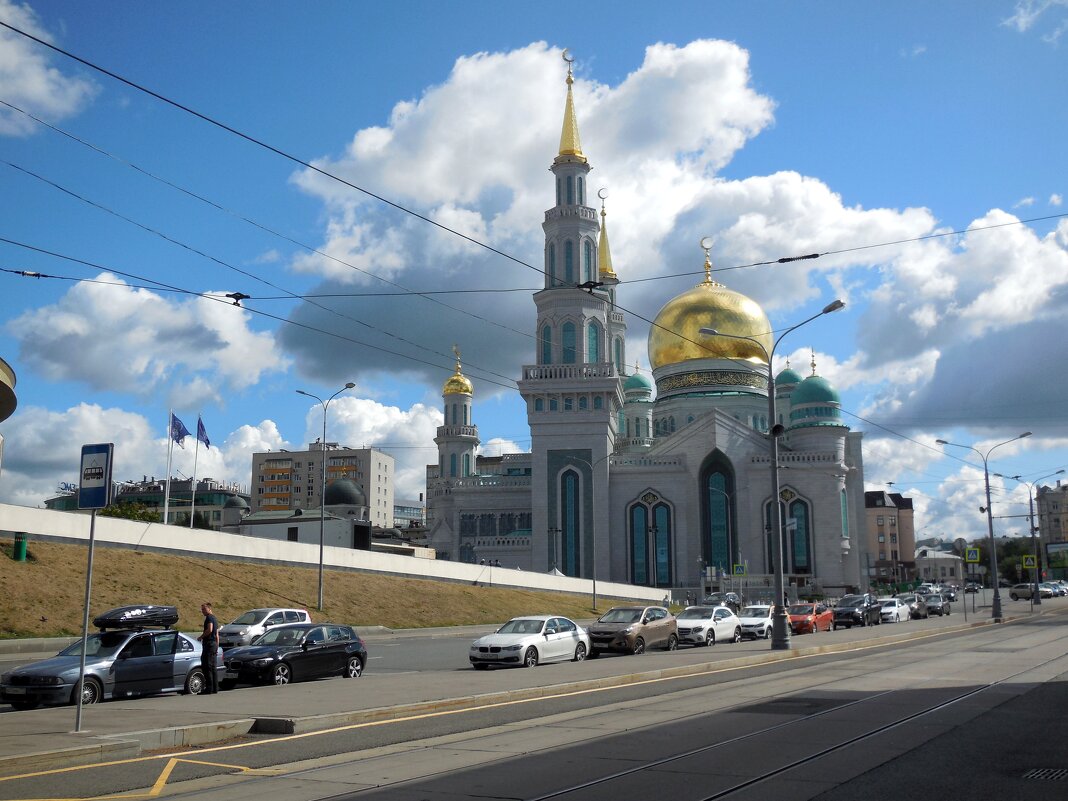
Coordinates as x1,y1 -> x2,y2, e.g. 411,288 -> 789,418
699,236 -> 723,287
556,49 -> 586,163
443,344 -> 474,395
597,189 -> 617,279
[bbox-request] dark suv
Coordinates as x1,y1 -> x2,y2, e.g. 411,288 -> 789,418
832,594 -> 881,629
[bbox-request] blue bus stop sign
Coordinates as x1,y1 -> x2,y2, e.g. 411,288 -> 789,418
78,443 -> 114,510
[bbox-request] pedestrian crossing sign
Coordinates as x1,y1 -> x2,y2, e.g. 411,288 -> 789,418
965,548 -> 980,563
1023,555 -> 1037,568
733,564 -> 746,576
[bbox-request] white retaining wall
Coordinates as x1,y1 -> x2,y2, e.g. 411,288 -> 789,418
0,503 -> 664,602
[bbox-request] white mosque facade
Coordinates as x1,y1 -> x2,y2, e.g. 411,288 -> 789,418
425,65 -> 866,598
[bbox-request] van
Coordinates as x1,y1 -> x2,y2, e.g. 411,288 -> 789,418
218,608 -> 310,650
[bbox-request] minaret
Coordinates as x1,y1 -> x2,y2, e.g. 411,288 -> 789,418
598,192 -> 627,374
518,51 -> 624,582
434,346 -> 479,480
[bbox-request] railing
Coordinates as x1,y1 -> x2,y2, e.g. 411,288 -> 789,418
615,436 -> 655,449
522,362 -> 618,381
610,311 -> 625,325
610,455 -> 684,469
453,475 -> 532,489
544,206 -> 598,223
436,425 -> 479,438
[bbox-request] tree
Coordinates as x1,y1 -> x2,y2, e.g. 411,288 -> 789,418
99,501 -> 161,523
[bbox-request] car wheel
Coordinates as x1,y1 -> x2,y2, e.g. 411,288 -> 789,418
523,647 -> 539,668
183,667 -> 205,695
74,677 -> 102,706
1011,593 -> 1019,601
271,663 -> 291,686
473,663 -> 489,670
573,643 -> 587,662
632,637 -> 646,655
665,634 -> 678,652
219,679 -> 237,690
763,627 -> 771,639
10,700 -> 39,711
705,629 -> 715,647
346,656 -> 363,678
831,622 -> 837,631
732,627 -> 742,643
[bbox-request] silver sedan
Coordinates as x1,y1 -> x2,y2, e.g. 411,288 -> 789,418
469,615 -> 590,669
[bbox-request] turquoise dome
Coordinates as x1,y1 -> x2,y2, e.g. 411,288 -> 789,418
791,375 -> 840,405
775,366 -> 804,386
624,371 -> 653,392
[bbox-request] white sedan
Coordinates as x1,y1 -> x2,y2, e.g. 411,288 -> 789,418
469,615 -> 590,669
676,606 -> 742,647
880,598 -> 910,623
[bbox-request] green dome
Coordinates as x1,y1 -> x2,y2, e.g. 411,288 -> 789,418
624,371 -> 653,392
324,478 -> 366,507
775,366 -> 803,386
790,375 -> 840,405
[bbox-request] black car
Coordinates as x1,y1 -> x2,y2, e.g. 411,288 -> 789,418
701,592 -> 742,613
964,581 -> 981,594
898,593 -> 929,619
925,594 -> 951,616
832,594 -> 881,629
221,623 -> 366,688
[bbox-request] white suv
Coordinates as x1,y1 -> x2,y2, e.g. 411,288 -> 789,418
218,608 -> 310,649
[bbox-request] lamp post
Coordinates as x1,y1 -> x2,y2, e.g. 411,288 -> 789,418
701,298 -> 844,650
935,432 -> 1032,622
562,453 -> 612,611
995,469 -> 1063,607
296,382 -> 356,611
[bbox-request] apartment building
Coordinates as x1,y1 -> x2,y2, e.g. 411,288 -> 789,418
863,491 -> 917,584
251,441 -> 395,528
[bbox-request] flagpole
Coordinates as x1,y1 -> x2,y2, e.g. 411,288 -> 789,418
163,410 -> 174,526
189,430 -> 200,529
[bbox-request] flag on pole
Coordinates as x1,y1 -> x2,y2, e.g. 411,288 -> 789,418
170,413 -> 191,448
196,417 -> 211,449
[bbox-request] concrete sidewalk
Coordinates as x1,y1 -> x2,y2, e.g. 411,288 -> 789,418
0,599 -> 1056,779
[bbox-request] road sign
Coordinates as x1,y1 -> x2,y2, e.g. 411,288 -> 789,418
1023,555 -> 1037,569
965,548 -> 980,563
78,443 -> 114,510
733,563 -> 747,576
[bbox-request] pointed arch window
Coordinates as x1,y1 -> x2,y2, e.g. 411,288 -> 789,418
583,239 -> 594,283
561,469 -> 580,575
653,503 -> 672,586
566,175 -> 574,205
579,396 -> 588,410
628,498 -> 673,587
565,241 -> 574,283
451,404 -> 457,425
700,452 -> 736,575
577,175 -> 585,205
840,489 -> 850,540
463,453 -> 471,477
556,177 -> 561,207
594,396 -> 603,409
541,325 -> 552,364
764,493 -> 813,575
587,321 -> 599,363
614,338 -> 623,373
534,398 -> 544,412
562,322 -> 577,364
629,504 -> 648,585
564,397 -> 573,411
449,453 -> 457,478
548,244 -> 556,286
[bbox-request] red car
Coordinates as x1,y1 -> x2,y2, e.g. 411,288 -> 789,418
787,602 -> 832,634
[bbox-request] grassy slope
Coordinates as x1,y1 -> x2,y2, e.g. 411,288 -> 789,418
0,539 -> 625,638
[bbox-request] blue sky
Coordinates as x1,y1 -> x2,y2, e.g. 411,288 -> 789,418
1,1 -> 1067,542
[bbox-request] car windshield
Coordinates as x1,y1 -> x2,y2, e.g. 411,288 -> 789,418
58,631 -> 129,658
231,610 -> 269,625
881,600 -> 897,608
838,597 -> 865,608
740,606 -> 771,618
678,607 -> 714,620
256,627 -> 304,646
497,619 -> 545,635
599,608 -> 644,623
788,605 -> 814,615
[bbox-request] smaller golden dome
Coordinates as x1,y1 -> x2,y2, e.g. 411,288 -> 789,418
647,248 -> 772,370
443,346 -> 473,396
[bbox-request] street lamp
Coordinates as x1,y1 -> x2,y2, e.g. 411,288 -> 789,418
935,432 -> 1032,621
994,469 -> 1064,606
562,453 -> 612,611
296,382 -> 356,611
700,298 -> 844,651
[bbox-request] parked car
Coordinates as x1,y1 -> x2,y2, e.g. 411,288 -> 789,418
221,623 -> 365,687
587,606 -> 677,656
787,603 -> 832,634
925,594 -> 951,616
832,594 -> 881,629
700,592 -> 743,613
738,605 -> 774,640
676,606 -> 741,647
898,593 -> 929,619
218,608 -> 311,650
1041,582 -> 1067,597
879,598 -> 910,623
0,605 -> 219,709
941,586 -> 958,601
964,581 -> 981,594
1009,583 -> 1053,600
469,615 -> 590,669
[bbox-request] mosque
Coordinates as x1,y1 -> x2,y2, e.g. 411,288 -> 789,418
425,61 -> 866,598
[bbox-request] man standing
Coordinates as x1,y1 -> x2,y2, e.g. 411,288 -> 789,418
198,602 -> 220,694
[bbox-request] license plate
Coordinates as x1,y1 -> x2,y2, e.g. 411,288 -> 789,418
223,670 -> 239,679
5,687 -> 25,695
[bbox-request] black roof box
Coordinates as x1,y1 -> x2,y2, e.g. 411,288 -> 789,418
93,605 -> 179,630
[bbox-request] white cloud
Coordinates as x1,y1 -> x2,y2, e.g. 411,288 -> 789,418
898,44 -> 927,58
0,0 -> 98,136
1051,193 -> 1063,206
6,274 -> 291,395
1014,196 -> 1035,208
1003,1 -> 1068,42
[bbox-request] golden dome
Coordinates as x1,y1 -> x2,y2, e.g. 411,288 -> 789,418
443,346 -> 473,395
647,253 -> 772,370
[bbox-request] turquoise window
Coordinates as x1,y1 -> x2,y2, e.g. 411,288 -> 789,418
707,472 -> 731,573
654,504 -> 672,586
449,453 -> 457,478
535,398 -> 544,411
463,453 -> 471,477
614,338 -> 623,372
565,241 -> 574,283
791,499 -> 811,573
561,470 -> 580,575
548,244 -> 556,286
587,322 -> 599,362
562,322 -> 576,364
594,396 -> 603,409
840,489 -> 849,539
579,396 -> 588,410
583,239 -> 593,282
541,325 -> 552,364
630,504 -> 648,585
578,175 -> 585,205
566,175 -> 574,205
